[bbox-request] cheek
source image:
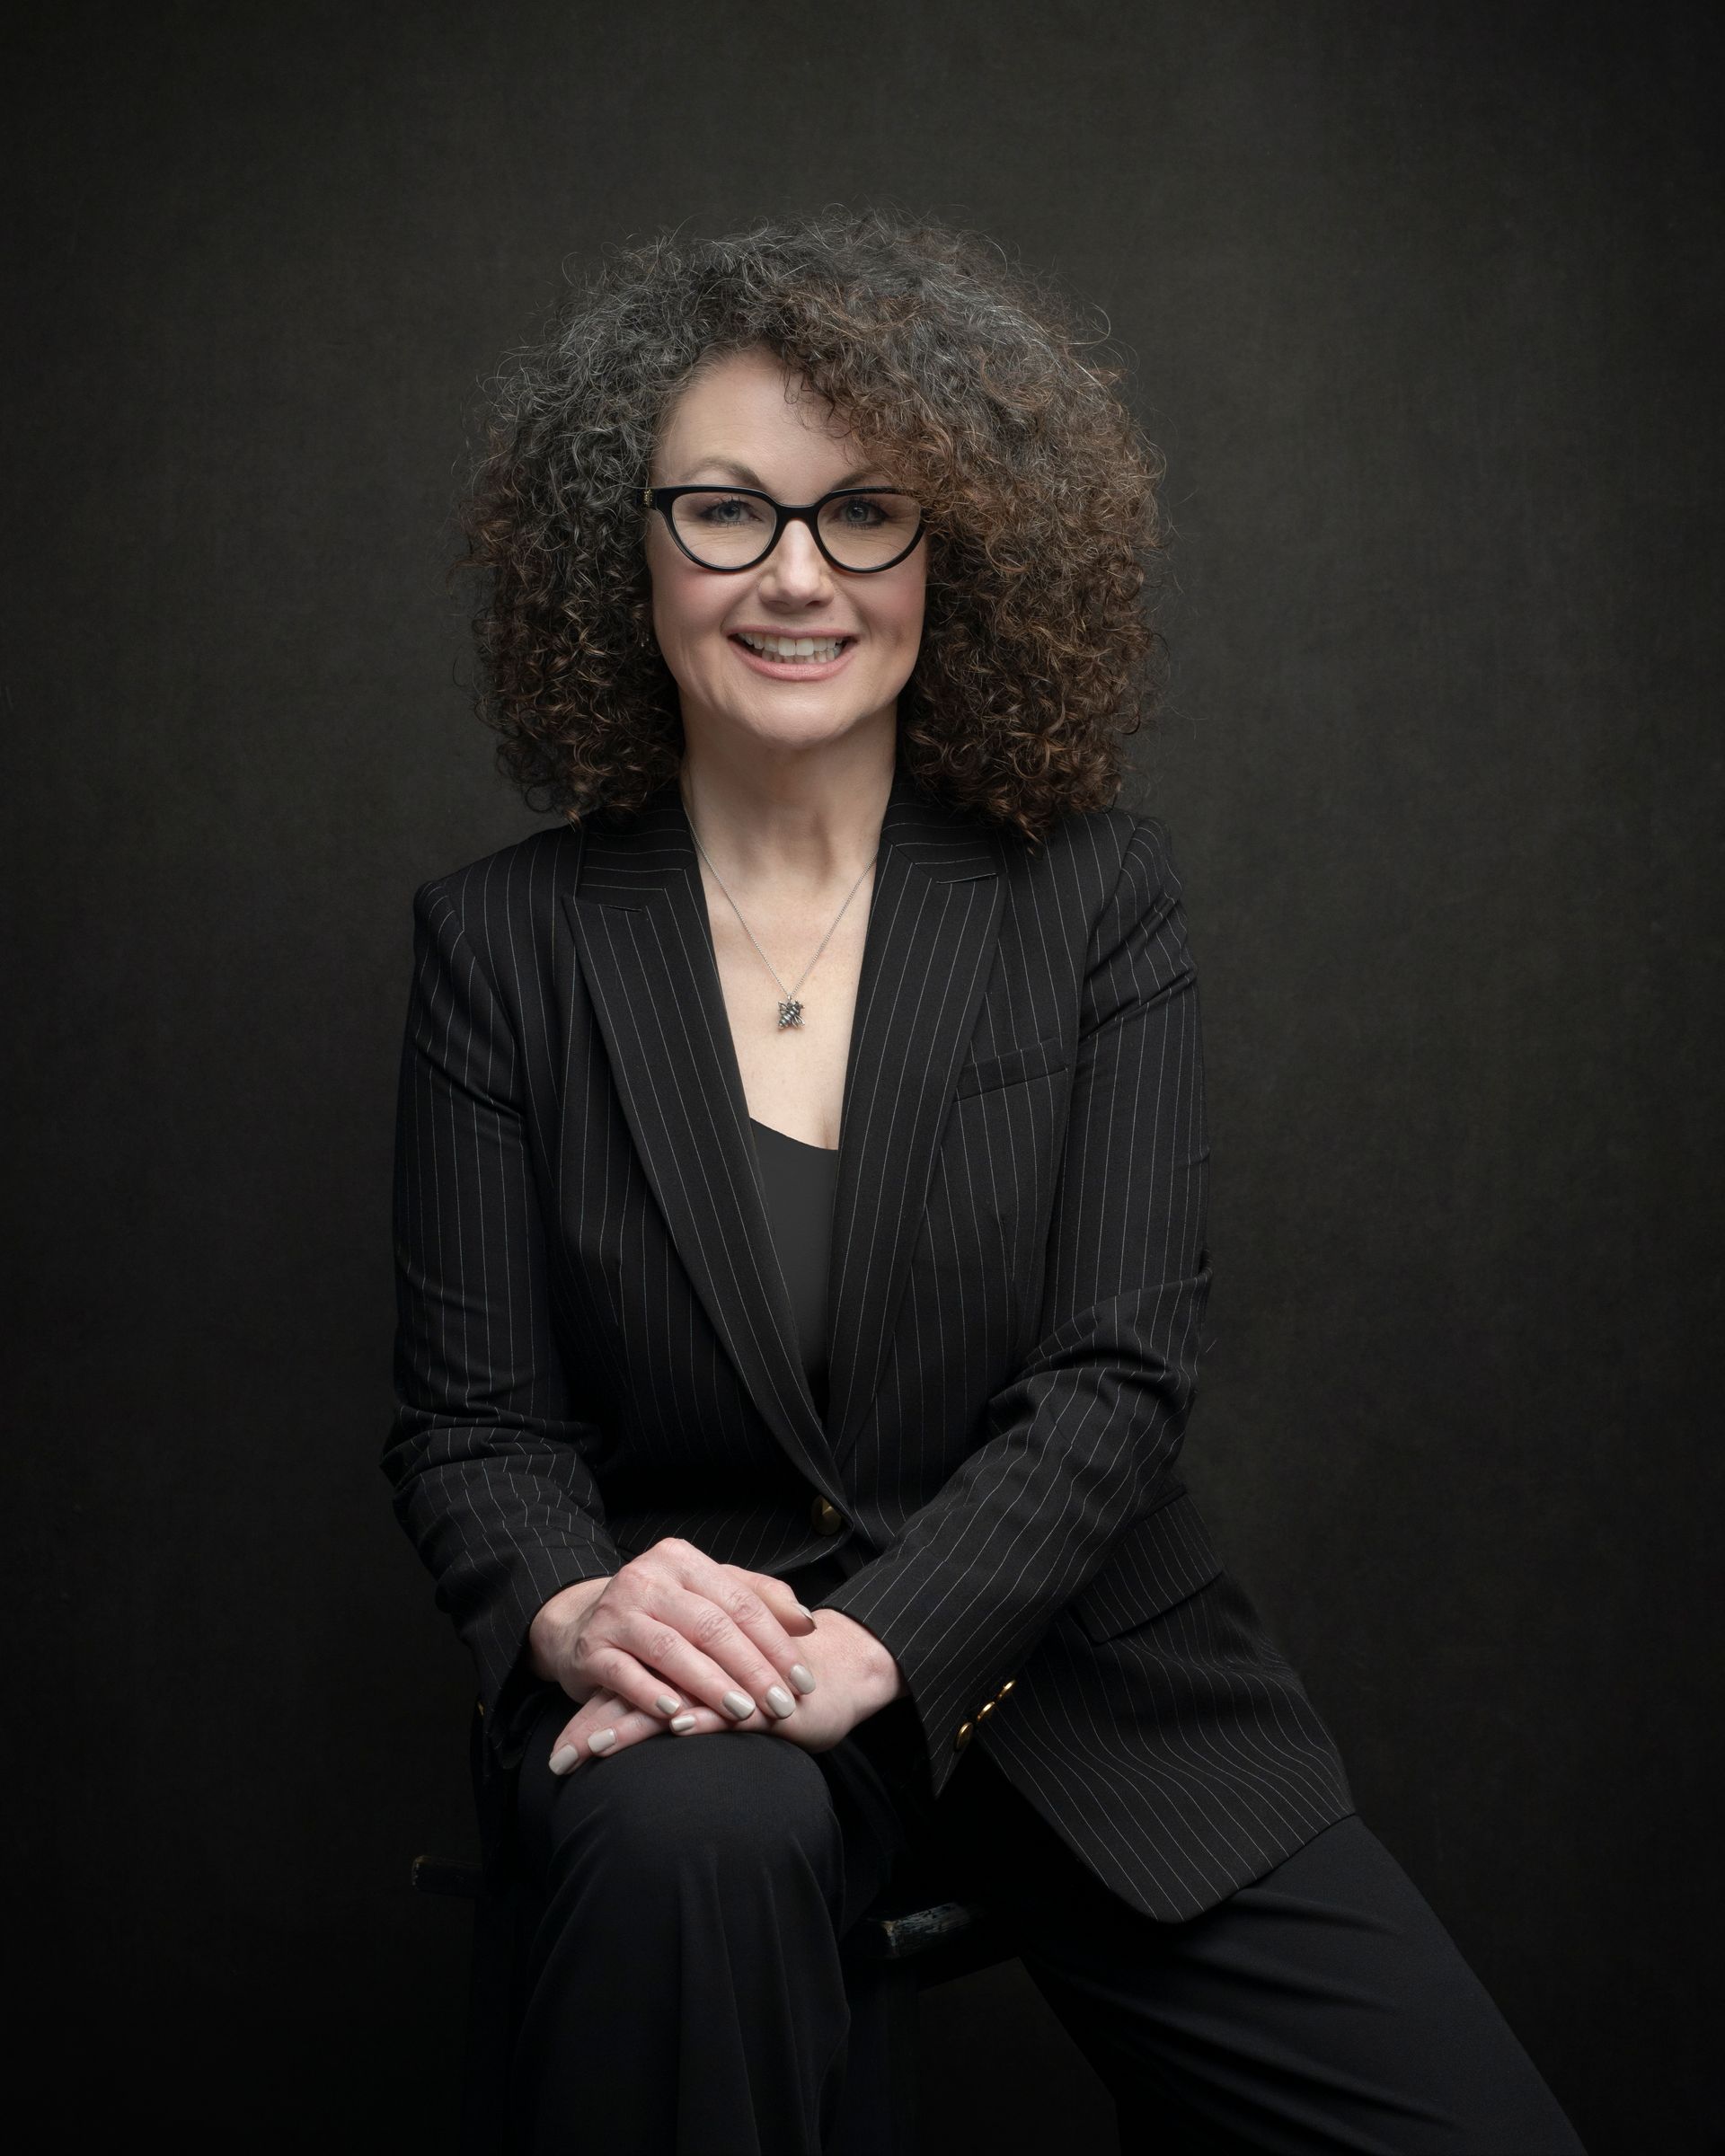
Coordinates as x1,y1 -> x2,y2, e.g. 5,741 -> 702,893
650,566 -> 727,660
876,573 -> 926,651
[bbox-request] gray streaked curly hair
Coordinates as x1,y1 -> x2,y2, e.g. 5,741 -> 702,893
454,202 -> 1169,847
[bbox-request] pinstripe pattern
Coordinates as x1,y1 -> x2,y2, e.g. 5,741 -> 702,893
384,747 -> 1356,1922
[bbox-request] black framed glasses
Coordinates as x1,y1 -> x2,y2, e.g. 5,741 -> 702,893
641,483 -> 926,574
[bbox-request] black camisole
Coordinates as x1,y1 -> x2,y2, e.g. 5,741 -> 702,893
748,1117 -> 839,1421
746,1103 -> 923,1811
750,1115 -> 924,1813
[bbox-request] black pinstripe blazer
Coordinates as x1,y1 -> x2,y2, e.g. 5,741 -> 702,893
383,745 -> 1357,1923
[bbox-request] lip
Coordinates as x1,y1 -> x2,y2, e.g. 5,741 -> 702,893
729,632 -> 857,682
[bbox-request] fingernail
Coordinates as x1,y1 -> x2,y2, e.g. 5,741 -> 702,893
587,1728 -> 617,1754
655,1693 -> 681,1715
549,1745 -> 579,1776
669,1712 -> 697,1734
722,1689 -> 754,1720
794,1600 -> 816,1620
765,1684 -> 796,1719
789,1663 -> 818,1694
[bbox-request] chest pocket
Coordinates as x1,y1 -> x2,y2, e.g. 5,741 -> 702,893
953,1034 -> 1073,1099
1065,1490 -> 1226,1642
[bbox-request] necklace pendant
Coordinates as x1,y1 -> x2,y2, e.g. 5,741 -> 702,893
776,997 -> 804,1030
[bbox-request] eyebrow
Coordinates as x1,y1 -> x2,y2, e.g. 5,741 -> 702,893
677,456 -> 889,490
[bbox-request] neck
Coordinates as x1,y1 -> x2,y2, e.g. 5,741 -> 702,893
678,720 -> 896,892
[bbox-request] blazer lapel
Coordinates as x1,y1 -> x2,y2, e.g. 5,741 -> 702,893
562,746 -> 1003,1500
823,764 -> 1003,1463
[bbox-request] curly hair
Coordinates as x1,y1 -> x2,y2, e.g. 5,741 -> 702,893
454,203 -> 1170,849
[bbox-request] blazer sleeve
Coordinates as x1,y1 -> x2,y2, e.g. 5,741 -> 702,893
816,817 -> 1211,1791
382,877 -> 624,1767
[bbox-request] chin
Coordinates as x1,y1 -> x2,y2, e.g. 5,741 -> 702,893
732,702 -> 869,744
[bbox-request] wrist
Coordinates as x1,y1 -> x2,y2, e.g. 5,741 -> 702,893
815,1608 -> 905,1713
527,1576 -> 610,1684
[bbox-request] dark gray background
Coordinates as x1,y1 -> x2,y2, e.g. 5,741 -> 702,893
9,4 -> 1720,2150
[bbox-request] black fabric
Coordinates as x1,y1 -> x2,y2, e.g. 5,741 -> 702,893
385,745 -> 1363,1929
748,1116 -> 839,1423
510,1699 -> 1588,2155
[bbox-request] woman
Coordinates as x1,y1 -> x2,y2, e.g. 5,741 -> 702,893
385,209 -> 1587,2154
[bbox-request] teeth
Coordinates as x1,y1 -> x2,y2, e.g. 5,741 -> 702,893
738,632 -> 847,660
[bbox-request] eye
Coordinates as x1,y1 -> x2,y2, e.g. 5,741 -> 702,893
692,491 -> 769,526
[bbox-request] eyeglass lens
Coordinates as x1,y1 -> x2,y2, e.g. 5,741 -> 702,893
668,490 -> 921,570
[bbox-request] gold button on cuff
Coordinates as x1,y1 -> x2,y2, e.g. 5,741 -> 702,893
953,1719 -> 975,1751
810,1496 -> 845,1535
998,1679 -> 1015,1696
977,1700 -> 995,1720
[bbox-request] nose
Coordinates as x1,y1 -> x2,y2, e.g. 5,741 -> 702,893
756,517 -> 834,601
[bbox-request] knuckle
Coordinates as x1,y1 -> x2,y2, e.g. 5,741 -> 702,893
692,1604 -> 730,1649
641,1625 -> 682,1666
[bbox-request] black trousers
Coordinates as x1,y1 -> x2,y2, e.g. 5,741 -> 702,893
509,1674 -> 1587,2155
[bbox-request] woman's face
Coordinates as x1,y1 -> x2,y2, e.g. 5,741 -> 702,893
645,343 -> 927,765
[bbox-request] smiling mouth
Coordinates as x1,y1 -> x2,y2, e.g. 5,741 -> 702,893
730,631 -> 855,662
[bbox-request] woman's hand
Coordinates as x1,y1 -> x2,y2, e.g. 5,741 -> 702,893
547,1606 -> 905,1772
535,1539 -> 823,1772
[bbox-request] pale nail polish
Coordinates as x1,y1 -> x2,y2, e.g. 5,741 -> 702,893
549,1745 -> 579,1775
765,1684 -> 796,1719
588,1727 -> 617,1754
655,1693 -> 681,1715
794,1601 -> 816,1620
722,1689 -> 754,1719
669,1712 -> 697,1734
789,1663 -> 818,1694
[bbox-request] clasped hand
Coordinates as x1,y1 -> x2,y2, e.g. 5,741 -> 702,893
534,1538 -> 903,1775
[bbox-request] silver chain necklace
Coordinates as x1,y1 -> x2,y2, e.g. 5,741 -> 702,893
683,785 -> 878,1031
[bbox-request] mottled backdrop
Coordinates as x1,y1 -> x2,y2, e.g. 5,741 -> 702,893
8,4 -> 1720,2149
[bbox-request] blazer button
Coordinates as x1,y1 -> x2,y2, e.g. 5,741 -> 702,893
953,1719 -> 975,1751
977,1700 -> 995,1720
810,1495 -> 845,1535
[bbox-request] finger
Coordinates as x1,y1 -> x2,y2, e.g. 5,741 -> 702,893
641,1543 -> 817,1672
619,1587 -> 807,1727
601,1544 -> 818,1721
704,1570 -> 824,1706
547,1692 -> 673,1775
673,1561 -> 823,1704
567,1633 -> 697,1727
739,1568 -> 820,1638
650,1542 -> 818,1692
549,1686 -> 745,1772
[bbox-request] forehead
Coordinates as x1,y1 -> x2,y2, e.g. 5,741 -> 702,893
658,346 -> 867,477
